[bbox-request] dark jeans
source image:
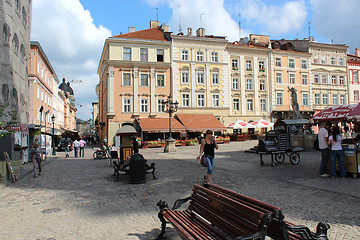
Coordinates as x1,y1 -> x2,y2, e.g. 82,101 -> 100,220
74,147 -> 79,157
330,150 -> 347,177
80,147 -> 84,157
320,148 -> 329,175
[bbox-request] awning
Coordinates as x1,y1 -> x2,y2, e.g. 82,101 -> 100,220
176,114 -> 226,132
116,125 -> 137,136
313,104 -> 360,123
138,118 -> 186,133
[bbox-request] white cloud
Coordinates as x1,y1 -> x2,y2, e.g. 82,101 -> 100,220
239,0 -> 307,36
31,0 -> 112,120
310,0 -> 360,53
144,0 -> 247,41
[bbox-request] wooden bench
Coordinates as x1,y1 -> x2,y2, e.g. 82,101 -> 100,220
155,184 -> 272,240
204,184 -> 330,240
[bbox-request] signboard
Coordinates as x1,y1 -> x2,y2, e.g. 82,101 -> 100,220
3,152 -> 17,183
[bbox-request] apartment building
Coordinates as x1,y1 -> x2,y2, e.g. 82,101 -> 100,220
171,28 -> 230,124
97,21 -> 171,145
347,49 -> 360,104
227,35 -> 271,124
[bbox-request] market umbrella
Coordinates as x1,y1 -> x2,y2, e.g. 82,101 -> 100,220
313,103 -> 360,123
254,119 -> 274,128
226,120 -> 250,129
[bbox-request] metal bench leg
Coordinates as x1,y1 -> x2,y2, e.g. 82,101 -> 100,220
155,201 -> 168,240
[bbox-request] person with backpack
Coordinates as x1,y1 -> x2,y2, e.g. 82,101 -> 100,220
318,122 -> 332,177
30,141 -> 43,178
328,126 -> 347,178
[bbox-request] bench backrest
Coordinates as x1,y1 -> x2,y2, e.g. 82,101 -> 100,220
205,184 -> 295,240
189,184 -> 269,239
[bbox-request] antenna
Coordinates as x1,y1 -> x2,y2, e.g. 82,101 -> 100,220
156,8 -> 158,21
178,5 -> 182,33
308,21 -> 311,38
200,13 -> 204,27
331,38 -> 334,44
238,14 -> 241,39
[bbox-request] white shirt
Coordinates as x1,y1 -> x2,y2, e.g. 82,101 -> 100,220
329,135 -> 343,151
318,128 -> 329,149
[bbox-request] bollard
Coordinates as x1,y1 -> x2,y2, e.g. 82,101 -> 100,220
129,153 -> 146,184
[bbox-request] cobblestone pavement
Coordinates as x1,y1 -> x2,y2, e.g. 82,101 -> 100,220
0,142 -> 359,240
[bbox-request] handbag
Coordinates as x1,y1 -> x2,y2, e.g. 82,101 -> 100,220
200,154 -> 207,167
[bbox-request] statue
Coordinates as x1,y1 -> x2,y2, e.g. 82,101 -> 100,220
288,87 -> 302,119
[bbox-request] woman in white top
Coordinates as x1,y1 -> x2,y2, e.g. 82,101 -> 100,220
328,126 -> 347,178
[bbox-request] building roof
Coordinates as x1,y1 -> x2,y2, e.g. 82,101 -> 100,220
175,114 -> 226,132
111,28 -> 170,42
138,118 -> 186,133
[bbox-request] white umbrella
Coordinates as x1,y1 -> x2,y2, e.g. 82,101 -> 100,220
226,120 -> 250,129
255,119 -> 274,128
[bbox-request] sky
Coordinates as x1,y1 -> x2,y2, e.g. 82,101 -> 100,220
31,0 -> 360,120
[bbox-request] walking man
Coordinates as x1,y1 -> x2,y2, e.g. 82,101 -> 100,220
319,122 -> 332,177
79,138 -> 86,157
73,139 -> 80,158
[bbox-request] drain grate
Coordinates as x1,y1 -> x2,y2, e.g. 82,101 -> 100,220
41,208 -> 61,214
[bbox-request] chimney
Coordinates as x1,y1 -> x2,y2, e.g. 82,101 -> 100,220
196,28 -> 205,37
356,48 -> 360,57
150,20 -> 159,29
187,28 -> 192,36
128,27 -> 135,33
160,23 -> 170,32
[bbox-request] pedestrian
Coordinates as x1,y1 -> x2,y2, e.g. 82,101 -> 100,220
197,130 -> 218,184
328,126 -> 347,178
318,122 -> 332,177
30,141 -> 42,178
73,139 -> 80,158
104,137 -> 107,146
79,137 -> 86,157
131,136 -> 139,154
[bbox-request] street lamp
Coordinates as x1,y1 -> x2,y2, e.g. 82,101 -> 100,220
44,110 -> 50,160
162,95 -> 179,152
51,114 -> 56,155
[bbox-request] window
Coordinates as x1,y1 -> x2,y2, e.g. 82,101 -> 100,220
302,75 -> 308,85
315,94 -> 320,105
276,93 -> 283,105
246,60 -> 252,70
302,94 -> 309,106
260,99 -> 266,111
123,73 -> 131,86
331,57 -> 336,65
354,91 -> 359,102
259,79 -> 265,90
197,94 -> 205,107
37,88 -> 40,99
15,0 -> 20,12
313,55 -> 319,64
276,72 -> 282,83
232,59 -> 238,70
259,61 -> 265,72
289,74 -> 295,84
212,94 -> 220,107
275,57 -> 282,67
339,58 -> 344,65
331,75 -> 337,85
20,44 -> 25,59
157,49 -> 164,62
233,99 -> 240,111
123,47 -> 131,60
353,71 -> 358,83
314,74 -> 320,84
140,74 -> 148,86
333,94 -> 338,105
3,23 -> 10,42
301,59 -> 307,69
157,74 -> 165,86
321,56 -> 326,64
22,7 -> 27,25
340,95 -> 346,104
232,78 -> 239,90
246,79 -> 253,90
339,76 -> 345,85
321,74 -> 327,84
158,99 -> 165,112
197,69 -> 204,85
140,48 -> 148,62
247,99 -> 253,111
289,59 -> 295,68
181,69 -> 189,84
182,94 -> 190,107
12,33 -> 19,52
181,49 -> 189,60
212,70 -> 219,85
323,94 -> 328,105
211,52 -> 218,62
196,50 -> 204,61
123,98 -> 131,113
140,99 -> 148,113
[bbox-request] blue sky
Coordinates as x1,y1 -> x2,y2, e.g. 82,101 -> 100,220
31,0 -> 360,120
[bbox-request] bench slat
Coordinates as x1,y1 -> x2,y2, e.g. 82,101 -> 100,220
163,210 -> 199,240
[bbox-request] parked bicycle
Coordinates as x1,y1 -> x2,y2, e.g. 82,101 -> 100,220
93,148 -> 109,159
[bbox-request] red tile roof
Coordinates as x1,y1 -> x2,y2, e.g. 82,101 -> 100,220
112,28 -> 169,42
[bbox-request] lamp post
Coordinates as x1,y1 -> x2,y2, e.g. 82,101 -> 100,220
44,110 -> 50,160
51,114 -> 56,155
162,95 -> 179,152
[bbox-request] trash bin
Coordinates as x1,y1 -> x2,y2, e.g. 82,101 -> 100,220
129,153 -> 146,184
110,150 -> 118,159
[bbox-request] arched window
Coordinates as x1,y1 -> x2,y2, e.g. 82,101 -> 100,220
3,23 -> 9,42
12,33 -> 19,52
22,7 -> 27,25
20,44 -> 25,59
15,0 -> 20,12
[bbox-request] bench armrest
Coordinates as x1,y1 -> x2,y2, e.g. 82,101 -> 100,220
288,221 -> 330,240
172,197 -> 191,210
234,213 -> 272,240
